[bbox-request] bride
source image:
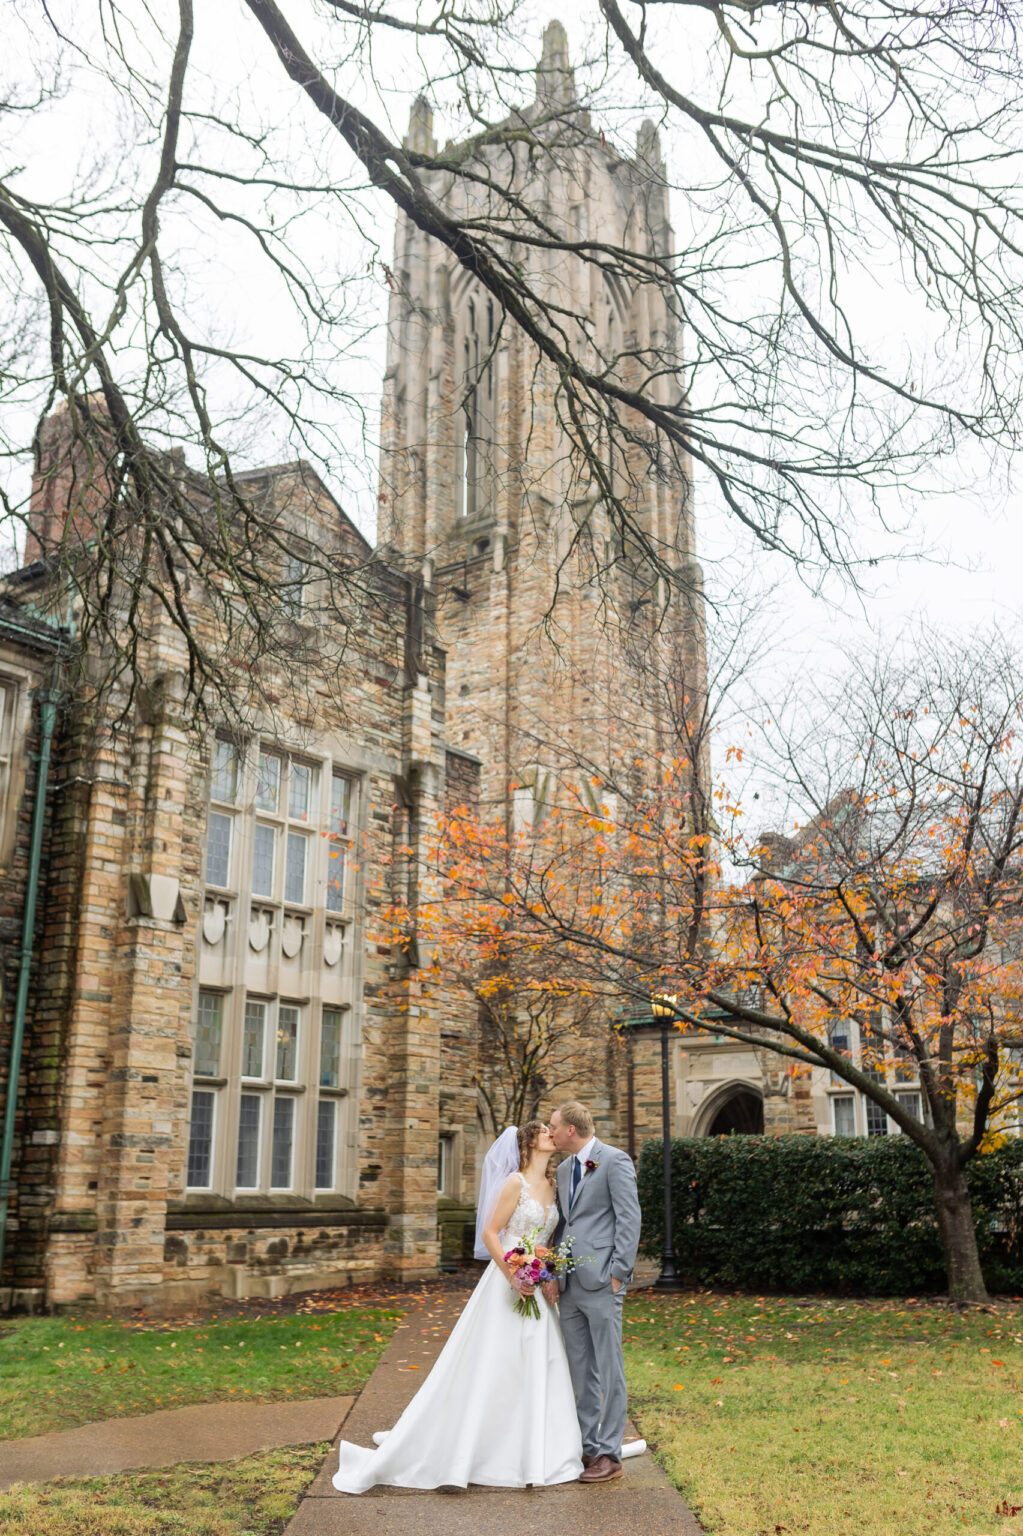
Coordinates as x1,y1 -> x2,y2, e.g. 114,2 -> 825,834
332,1121 -> 584,1493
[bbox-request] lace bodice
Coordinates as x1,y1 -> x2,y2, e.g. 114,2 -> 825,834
499,1174 -> 558,1250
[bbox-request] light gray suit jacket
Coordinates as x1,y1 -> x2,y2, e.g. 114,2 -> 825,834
554,1138 -> 642,1292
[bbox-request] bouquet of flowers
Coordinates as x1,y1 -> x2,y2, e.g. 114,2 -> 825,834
504,1227 -> 577,1320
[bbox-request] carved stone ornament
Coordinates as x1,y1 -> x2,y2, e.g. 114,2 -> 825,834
248,909 -> 272,953
323,926 -> 344,968
281,914 -> 304,959
202,900 -> 227,947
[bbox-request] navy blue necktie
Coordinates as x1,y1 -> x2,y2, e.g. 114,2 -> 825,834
570,1155 -> 582,1205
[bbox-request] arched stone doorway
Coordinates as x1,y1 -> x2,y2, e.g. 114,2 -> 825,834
702,1084 -> 764,1136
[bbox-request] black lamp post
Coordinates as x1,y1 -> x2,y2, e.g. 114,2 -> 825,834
617,998 -> 686,1292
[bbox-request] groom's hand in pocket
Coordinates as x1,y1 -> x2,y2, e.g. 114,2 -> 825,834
611,1277 -> 622,1293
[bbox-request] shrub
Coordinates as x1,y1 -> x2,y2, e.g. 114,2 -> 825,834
637,1135 -> 1023,1294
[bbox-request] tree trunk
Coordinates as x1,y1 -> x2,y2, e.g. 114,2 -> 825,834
931,1155 -> 988,1303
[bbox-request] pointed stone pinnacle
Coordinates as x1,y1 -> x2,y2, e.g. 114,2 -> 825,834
636,119 -> 664,173
405,94 -> 437,156
535,19 -> 576,106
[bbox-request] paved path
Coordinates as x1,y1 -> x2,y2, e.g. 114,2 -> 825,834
287,1293 -> 704,1536
0,1394 -> 354,1489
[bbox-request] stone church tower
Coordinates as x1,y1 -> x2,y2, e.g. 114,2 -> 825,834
379,24 -> 708,1140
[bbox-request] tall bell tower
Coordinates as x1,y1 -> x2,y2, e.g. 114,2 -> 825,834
379,23 -> 707,1135
380,22 -> 703,783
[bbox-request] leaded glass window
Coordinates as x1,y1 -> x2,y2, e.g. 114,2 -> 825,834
236,1094 -> 261,1187
895,1090 -> 923,1124
832,1095 -> 856,1136
276,1005 -> 299,1081
828,1023 -> 850,1086
198,739 -> 360,1198
242,1000 -> 267,1079
320,1008 -> 342,1088
206,812 -> 232,887
256,751 -> 282,813
271,1097 -> 295,1188
211,740 -> 238,803
194,991 -> 223,1077
330,772 -> 351,835
252,823 -> 276,897
289,762 -> 312,821
326,845 -> 345,912
285,832 -> 307,904
187,1090 -> 215,1187
865,1098 -> 889,1136
315,1100 -> 336,1189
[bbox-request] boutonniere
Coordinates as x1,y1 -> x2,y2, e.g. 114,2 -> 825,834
585,1159 -> 599,1175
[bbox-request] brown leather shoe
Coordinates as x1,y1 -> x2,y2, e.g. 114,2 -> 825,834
578,1455 -> 623,1483
581,1453 -> 597,1469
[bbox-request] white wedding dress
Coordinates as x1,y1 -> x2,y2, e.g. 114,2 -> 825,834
332,1175 -> 583,1492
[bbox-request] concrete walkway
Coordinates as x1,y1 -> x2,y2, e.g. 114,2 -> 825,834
286,1293 -> 704,1536
0,1394 -> 354,1489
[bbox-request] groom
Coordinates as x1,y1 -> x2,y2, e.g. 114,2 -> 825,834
548,1100 -> 641,1484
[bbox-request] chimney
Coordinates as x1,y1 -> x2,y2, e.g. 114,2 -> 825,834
25,395 -> 115,567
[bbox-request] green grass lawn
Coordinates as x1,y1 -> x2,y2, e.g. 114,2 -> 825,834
624,1292 -> 1023,1536
0,1307 -> 402,1440
0,1443 -> 327,1535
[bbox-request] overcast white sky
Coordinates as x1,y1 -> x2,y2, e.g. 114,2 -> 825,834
4,0 -> 1021,748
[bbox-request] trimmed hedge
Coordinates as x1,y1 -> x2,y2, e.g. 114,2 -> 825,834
637,1134 -> 1023,1294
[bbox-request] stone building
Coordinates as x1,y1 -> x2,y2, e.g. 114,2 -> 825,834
379,24 -> 707,1148
0,23 -> 718,1313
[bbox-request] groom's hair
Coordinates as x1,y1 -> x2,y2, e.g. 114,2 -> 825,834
556,1100 -> 594,1137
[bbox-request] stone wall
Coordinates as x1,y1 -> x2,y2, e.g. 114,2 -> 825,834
2,429 -> 481,1311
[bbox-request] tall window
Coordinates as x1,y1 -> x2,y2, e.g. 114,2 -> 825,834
276,1004 -> 300,1081
187,993 -> 224,1190
462,298 -> 480,518
832,1095 -> 856,1136
315,1100 -> 337,1190
206,738 -> 239,887
327,771 -> 352,913
271,1097 -> 296,1188
320,1007 -> 343,1088
282,549 -> 307,619
252,751 -> 316,907
193,991 -> 223,1077
460,293 -> 498,518
236,1095 -> 261,1187
438,1134 -> 454,1194
187,1091 -> 216,1188
242,1000 -> 267,1078
827,1023 -> 851,1086
314,1005 -> 348,1191
188,741 -> 359,1196
894,1090 -> 923,1126
865,1098 -> 889,1137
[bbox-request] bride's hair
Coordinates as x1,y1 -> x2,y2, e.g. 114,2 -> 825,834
517,1120 -> 555,1186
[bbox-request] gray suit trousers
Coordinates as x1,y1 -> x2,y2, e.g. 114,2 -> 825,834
558,1277 -> 627,1460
